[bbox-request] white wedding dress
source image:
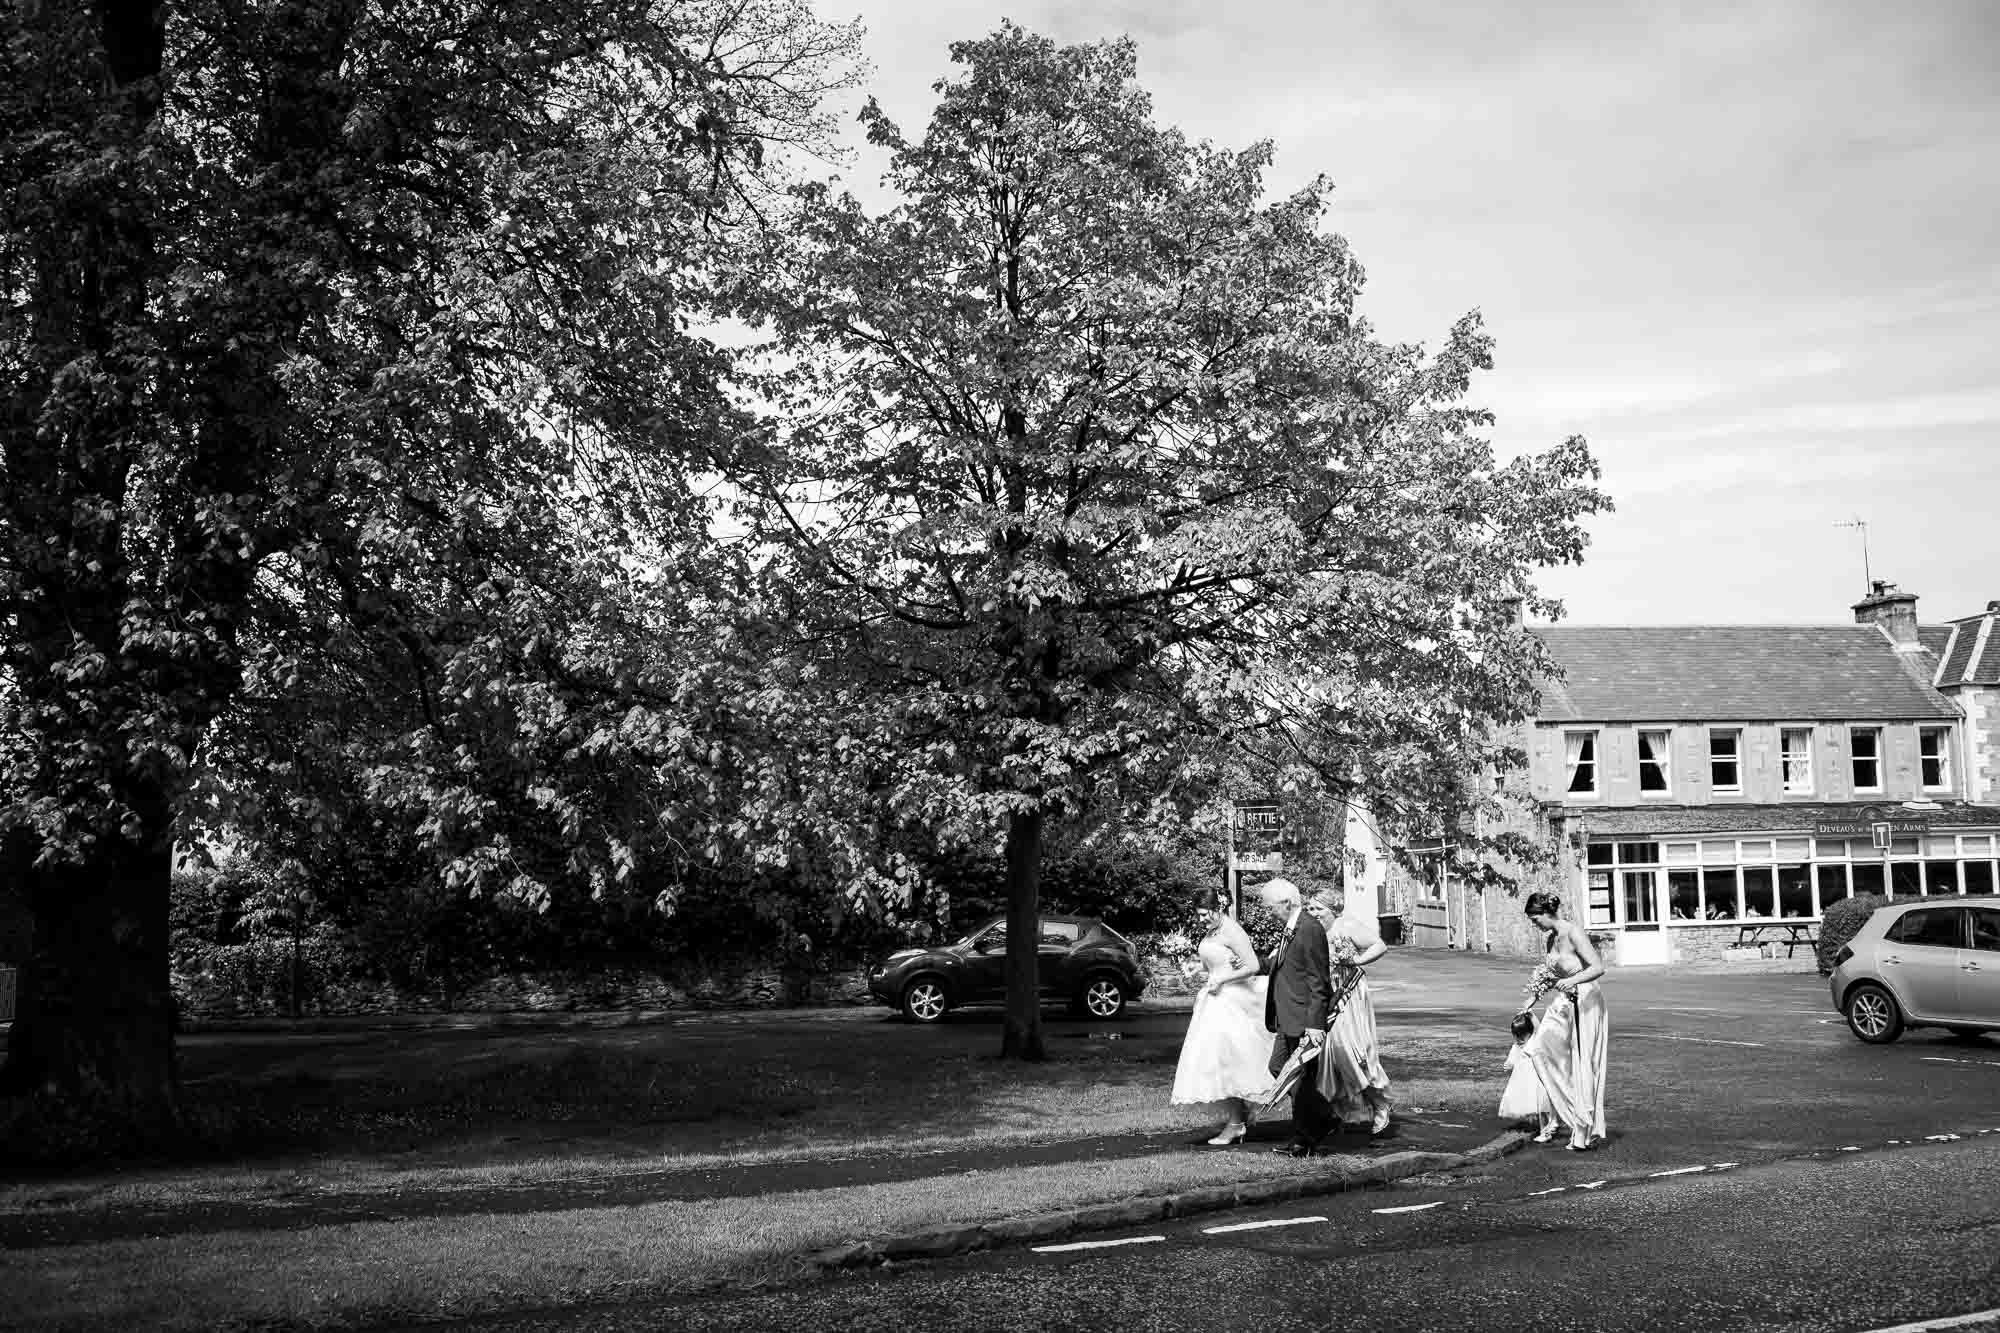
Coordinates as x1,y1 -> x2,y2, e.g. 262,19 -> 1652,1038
1171,931 -> 1278,1105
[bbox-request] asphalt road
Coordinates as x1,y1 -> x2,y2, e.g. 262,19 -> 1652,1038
453,955 -> 2000,1333
616,1135 -> 2000,1333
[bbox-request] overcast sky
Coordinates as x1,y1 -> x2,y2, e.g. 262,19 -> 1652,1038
821,0 -> 1998,627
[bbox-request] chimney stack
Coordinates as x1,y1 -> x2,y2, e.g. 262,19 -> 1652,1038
1853,580 -> 1920,648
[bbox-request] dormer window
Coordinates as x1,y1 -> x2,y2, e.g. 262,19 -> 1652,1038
1709,729 -> 1742,794
1564,731 -> 1599,796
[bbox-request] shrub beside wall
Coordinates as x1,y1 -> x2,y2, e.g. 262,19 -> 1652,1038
1816,894 -> 1890,976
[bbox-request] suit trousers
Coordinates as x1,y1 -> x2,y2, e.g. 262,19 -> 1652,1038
1269,1031 -> 1334,1146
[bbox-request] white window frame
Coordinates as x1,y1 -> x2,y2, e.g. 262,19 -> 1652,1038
1637,727 -> 1673,797
1781,727 -> 1814,796
1919,726 -> 1952,792
1709,728 -> 1743,795
1564,730 -> 1599,798
1850,726 -> 1883,793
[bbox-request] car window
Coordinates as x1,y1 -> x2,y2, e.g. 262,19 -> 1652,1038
1888,907 -> 1965,949
1971,909 -> 2000,954
1038,920 -> 1080,946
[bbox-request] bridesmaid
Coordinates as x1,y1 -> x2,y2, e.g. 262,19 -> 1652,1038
1305,887 -> 1395,1137
1521,890 -> 1609,1151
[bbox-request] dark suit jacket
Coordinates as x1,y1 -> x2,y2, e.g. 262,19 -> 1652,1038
1262,912 -> 1331,1036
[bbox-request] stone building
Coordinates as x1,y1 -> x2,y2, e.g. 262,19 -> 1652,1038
1399,584 -> 2000,965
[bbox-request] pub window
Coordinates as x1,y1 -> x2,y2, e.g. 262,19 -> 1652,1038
1709,729 -> 1742,793
1701,868 -> 1739,919
1924,861 -> 1960,896
1968,862 -> 1997,896
1639,729 -> 1672,795
1814,864 -> 1850,912
1667,870 -> 1699,919
1742,866 -> 1776,917
1851,727 -> 1882,791
1778,865 -> 1812,917
1564,731 -> 1599,796
1920,727 -> 1951,791
1851,862 -> 1886,896
1781,728 -> 1813,795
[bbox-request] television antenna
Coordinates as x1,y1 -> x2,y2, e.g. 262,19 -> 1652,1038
1833,517 -> 1871,594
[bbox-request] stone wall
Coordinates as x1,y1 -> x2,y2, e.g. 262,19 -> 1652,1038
174,948 -> 1207,1022
173,959 -> 880,1021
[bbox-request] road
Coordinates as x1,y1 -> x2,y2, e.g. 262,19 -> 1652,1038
633,1135 -> 2000,1332
466,956 -> 2000,1332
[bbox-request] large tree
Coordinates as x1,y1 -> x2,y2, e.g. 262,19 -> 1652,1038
732,25 -> 1609,1058
0,0 -> 856,1124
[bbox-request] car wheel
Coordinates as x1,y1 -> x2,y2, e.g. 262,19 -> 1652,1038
900,976 -> 950,1024
1845,983 -> 1904,1044
1079,974 -> 1126,1020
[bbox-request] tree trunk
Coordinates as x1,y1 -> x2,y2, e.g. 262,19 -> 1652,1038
1,811 -> 178,1126
999,805 -> 1046,1061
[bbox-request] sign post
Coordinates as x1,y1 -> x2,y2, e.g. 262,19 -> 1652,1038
1227,801 -> 1284,917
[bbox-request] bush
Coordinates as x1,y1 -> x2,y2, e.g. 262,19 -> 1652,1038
1817,893 -> 1889,976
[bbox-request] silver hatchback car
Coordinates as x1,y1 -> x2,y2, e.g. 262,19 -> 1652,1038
1828,896 -> 2000,1043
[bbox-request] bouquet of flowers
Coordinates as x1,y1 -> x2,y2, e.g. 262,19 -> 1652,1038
1518,962 -> 1564,1014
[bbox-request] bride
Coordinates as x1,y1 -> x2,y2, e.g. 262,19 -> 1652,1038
1171,892 -> 1277,1145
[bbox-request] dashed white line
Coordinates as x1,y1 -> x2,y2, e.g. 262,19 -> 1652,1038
1858,1306 -> 2000,1332
1623,1033 -> 1766,1047
1527,1186 -> 1567,1196
1711,1162 -> 1740,1169
1922,1056 -> 2000,1069
1202,1216 -> 1327,1234
1576,1180 -> 1607,1190
1033,1235 -> 1166,1253
1372,1202 -> 1444,1215
1839,1145 -> 1863,1152
1648,1165 -> 1706,1178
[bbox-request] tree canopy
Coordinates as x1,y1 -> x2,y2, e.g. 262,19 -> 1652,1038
727,24 -> 1609,1057
0,0 -> 859,1118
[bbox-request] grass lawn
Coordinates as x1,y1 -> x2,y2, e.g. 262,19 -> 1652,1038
0,1005 -> 1511,1329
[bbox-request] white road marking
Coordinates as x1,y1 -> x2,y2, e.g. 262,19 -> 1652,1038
1926,1133 -> 1963,1142
1839,1146 -> 1863,1152
1576,1180 -> 1607,1190
1857,1306 -> 2000,1332
1711,1162 -> 1740,1169
1648,1165 -> 1707,1178
1372,1202 -> 1444,1215
1527,1186 -> 1567,1196
1033,1235 -> 1166,1253
1922,1056 -> 2000,1069
1623,1033 -> 1766,1047
1202,1216 -> 1327,1234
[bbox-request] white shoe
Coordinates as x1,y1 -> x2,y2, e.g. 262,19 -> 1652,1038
1206,1123 -> 1248,1146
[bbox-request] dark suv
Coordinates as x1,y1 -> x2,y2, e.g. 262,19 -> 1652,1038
867,914 -> 1147,1023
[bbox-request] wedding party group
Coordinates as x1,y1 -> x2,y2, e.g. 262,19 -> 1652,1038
1171,880 -> 1610,1156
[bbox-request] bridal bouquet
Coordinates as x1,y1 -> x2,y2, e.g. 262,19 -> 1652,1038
1518,962 -> 1564,1012
1328,933 -> 1360,968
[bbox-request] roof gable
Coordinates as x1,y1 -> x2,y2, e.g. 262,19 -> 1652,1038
1936,611 -> 2000,687
1532,625 -> 1960,722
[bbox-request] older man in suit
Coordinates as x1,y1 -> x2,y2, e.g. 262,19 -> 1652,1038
1256,877 -> 1334,1156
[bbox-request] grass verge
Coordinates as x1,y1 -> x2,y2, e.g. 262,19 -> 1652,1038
2,1148 -> 1345,1330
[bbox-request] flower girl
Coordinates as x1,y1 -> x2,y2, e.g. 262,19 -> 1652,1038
1498,1011 -> 1557,1141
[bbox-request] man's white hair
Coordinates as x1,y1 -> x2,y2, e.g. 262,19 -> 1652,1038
1255,877 -> 1302,909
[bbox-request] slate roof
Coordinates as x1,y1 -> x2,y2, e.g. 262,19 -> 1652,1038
1934,610 -> 2000,687
1532,625 -> 1961,722
1567,802 -> 2000,838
